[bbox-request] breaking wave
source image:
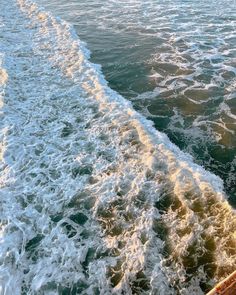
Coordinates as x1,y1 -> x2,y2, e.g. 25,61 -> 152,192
0,0 -> 235,294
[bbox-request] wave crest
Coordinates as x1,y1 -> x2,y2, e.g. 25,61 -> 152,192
0,0 -> 235,294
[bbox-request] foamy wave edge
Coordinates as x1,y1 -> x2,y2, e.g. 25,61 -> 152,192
19,0 -> 226,194
0,0 -> 235,294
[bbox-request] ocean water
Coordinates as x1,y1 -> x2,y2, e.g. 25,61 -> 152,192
36,0 -> 236,205
0,0 -> 235,295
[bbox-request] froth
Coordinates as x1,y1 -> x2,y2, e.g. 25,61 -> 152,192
0,0 -> 235,294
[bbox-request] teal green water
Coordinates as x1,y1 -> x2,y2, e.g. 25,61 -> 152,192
37,0 -> 236,204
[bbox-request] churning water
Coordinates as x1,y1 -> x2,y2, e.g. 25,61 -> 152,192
36,0 -> 236,205
0,0 -> 235,294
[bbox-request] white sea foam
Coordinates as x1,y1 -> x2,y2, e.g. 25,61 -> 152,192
0,0 -> 235,294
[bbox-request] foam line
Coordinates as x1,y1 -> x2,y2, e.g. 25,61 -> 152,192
0,1 -> 235,294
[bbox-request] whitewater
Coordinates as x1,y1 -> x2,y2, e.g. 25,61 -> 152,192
0,0 -> 235,294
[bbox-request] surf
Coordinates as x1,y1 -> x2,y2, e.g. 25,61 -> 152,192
0,0 -> 235,294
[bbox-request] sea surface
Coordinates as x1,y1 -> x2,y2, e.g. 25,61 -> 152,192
36,0 -> 236,205
0,0 -> 235,294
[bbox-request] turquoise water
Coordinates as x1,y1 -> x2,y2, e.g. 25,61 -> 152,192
37,0 -> 236,204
